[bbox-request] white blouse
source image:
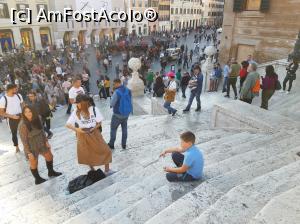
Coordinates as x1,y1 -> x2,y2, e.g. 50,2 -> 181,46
66,106 -> 104,129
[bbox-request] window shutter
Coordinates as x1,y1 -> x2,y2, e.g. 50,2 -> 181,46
233,0 -> 246,12
260,0 -> 270,12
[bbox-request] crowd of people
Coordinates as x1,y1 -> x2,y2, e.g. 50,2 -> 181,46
0,25 -> 299,187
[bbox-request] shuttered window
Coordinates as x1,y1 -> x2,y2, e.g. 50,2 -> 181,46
233,0 -> 246,12
260,0 -> 270,12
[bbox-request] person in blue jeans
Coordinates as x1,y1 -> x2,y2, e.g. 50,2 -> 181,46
183,64 -> 203,112
160,131 -> 204,182
108,79 -> 132,150
163,72 -> 177,116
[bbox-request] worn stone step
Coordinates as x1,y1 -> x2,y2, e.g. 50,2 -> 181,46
145,136 -> 300,224
205,132 -> 289,164
64,173 -> 167,224
0,127 -> 232,201
249,185 -> 300,224
176,146 -> 300,224
192,160 -> 300,224
0,163 -> 143,218
1,195 -> 64,224
44,160 -> 166,224
205,135 -> 300,178
102,182 -> 200,224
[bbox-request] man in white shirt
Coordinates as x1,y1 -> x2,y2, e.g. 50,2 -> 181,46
0,84 -> 24,153
68,76 -> 85,113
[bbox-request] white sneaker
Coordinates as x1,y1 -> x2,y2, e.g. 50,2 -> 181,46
286,91 -> 290,94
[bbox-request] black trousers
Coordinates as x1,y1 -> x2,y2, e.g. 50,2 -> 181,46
166,152 -> 196,182
283,75 -> 294,92
8,118 -> 20,146
227,77 -> 238,97
181,85 -> 187,97
261,89 -> 275,110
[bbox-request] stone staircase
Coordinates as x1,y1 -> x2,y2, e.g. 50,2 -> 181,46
1,80 -> 300,223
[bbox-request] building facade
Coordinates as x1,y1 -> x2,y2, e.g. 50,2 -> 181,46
126,0 -> 149,36
148,0 -> 159,33
49,0 -> 126,47
170,0 -> 204,31
219,0 -> 300,64
0,0 -> 52,52
158,0 -> 171,31
202,0 -> 224,26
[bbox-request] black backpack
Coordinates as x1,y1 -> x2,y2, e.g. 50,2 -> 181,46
67,169 -> 106,194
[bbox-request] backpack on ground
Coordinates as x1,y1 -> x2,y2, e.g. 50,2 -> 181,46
67,169 -> 106,194
252,78 -> 261,94
116,88 -> 132,116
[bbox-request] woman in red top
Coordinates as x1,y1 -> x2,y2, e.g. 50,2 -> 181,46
261,65 -> 278,110
239,61 -> 249,93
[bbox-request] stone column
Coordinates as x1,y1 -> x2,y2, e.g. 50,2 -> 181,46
31,26 -> 42,50
127,57 -> 145,97
12,27 -> 22,49
201,46 -> 216,92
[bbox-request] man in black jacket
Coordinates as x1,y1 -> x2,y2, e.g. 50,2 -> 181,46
27,90 -> 53,139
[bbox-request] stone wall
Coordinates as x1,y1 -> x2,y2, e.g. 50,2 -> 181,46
219,0 -> 300,64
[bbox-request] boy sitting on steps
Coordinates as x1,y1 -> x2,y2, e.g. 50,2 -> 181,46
160,131 -> 204,182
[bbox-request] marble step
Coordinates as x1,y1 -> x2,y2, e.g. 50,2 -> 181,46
144,136 -> 300,224
0,128 -> 233,201
175,146 -> 300,224
102,182 -> 200,224
205,135 -> 300,178
249,185 -> 300,224
0,163 -> 143,218
1,195 -> 64,224
192,160 -> 300,224
205,132 -> 289,164
197,131 -> 263,155
44,160 -> 168,224
18,130 -> 230,223
64,172 -> 168,224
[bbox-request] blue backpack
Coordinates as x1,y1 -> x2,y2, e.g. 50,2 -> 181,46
116,88 -> 132,116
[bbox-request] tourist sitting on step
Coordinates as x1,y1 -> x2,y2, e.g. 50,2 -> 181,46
160,131 -> 204,182
66,94 -> 112,175
19,105 -> 62,185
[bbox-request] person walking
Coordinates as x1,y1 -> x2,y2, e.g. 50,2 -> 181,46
66,94 -> 112,174
239,60 -> 249,93
153,76 -> 165,97
282,58 -> 299,94
175,69 -> 182,92
27,91 -> 53,139
240,63 -> 260,104
225,58 -> 240,99
68,76 -> 85,111
0,84 -> 24,153
108,79 -> 132,150
223,61 -> 230,94
146,69 -> 154,92
181,72 -> 191,98
183,65 -> 203,112
19,105 -> 62,185
163,72 -> 177,116
62,77 -> 72,114
104,76 -> 111,98
261,65 -> 278,110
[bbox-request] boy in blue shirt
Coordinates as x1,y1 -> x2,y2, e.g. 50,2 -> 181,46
160,131 -> 204,182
